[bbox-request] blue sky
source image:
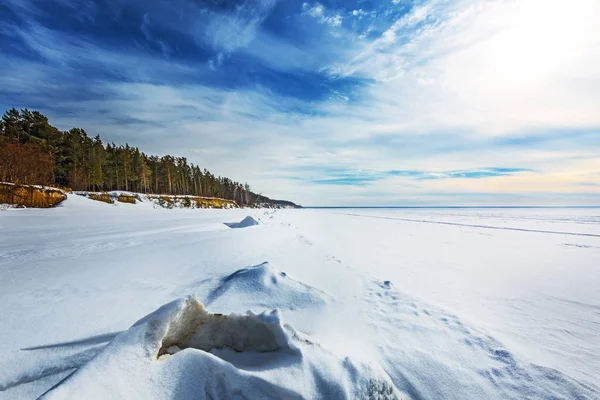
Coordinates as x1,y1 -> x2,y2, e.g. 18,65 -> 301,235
1,0 -> 599,205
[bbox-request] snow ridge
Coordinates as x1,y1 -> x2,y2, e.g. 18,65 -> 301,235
206,262 -> 331,310
41,297 -> 399,399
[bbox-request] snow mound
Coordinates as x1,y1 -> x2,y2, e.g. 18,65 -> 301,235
42,297 -> 399,399
225,215 -> 262,228
207,262 -> 331,311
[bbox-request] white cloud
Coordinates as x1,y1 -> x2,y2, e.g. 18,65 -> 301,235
252,0 -> 600,204
208,1 -> 275,46
303,2 -> 343,27
326,0 -> 600,136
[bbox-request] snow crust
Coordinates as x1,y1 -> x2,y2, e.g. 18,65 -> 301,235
41,297 -> 398,399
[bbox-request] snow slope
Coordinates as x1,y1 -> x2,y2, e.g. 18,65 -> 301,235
0,196 -> 598,399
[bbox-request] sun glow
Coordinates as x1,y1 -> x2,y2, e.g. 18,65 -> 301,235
485,0 -> 596,87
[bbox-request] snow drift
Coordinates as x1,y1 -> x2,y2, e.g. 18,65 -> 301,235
41,297 -> 399,399
206,262 -> 331,310
225,215 -> 262,228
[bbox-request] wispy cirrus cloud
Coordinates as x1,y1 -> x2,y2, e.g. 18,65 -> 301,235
303,167 -> 533,186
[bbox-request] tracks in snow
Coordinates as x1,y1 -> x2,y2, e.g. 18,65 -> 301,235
333,212 -> 600,238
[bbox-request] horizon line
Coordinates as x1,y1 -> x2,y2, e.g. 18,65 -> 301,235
303,205 -> 600,209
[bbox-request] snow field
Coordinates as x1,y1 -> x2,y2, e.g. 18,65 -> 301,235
0,196 -> 598,399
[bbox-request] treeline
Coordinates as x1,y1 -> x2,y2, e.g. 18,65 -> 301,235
0,108 -> 292,206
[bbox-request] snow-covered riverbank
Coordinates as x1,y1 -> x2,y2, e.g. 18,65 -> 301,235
1,195 -> 598,398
